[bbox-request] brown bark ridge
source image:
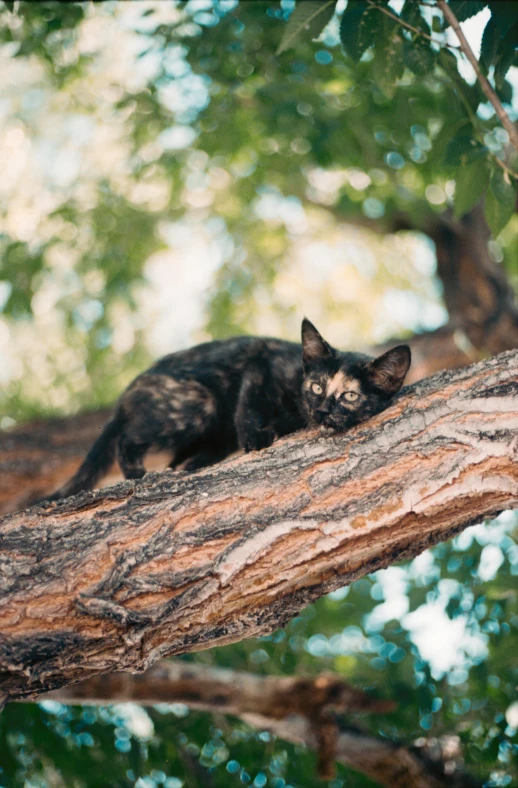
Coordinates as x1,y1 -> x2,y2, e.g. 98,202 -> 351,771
37,660 -> 479,788
1,349 -> 517,706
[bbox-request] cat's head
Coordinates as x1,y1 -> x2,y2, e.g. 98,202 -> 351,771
301,318 -> 411,432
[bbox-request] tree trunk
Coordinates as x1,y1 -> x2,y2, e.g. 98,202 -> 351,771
380,204 -> 518,378
427,205 -> 518,358
35,660 -> 480,788
1,349 -> 517,706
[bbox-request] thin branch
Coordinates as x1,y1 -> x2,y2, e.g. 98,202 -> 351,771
437,0 -> 518,152
33,662 -> 482,788
436,62 -> 518,181
493,156 -> 518,181
366,0 -> 460,50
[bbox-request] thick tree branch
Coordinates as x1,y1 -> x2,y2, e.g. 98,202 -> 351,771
38,660 -> 393,716
437,0 -> 518,152
35,661 -> 480,788
1,350 -> 517,706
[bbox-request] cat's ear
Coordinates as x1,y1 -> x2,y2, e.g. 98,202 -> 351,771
367,345 -> 411,395
301,318 -> 334,367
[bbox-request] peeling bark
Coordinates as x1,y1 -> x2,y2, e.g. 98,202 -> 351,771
1,350 -> 517,705
35,661 -> 479,788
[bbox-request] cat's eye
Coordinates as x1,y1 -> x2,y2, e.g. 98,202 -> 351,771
311,382 -> 323,395
343,391 -> 359,402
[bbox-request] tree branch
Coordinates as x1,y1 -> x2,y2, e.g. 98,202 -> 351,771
1,350 -> 517,706
34,660 -> 480,788
436,0 -> 518,152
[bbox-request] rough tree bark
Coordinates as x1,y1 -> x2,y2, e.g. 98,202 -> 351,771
1,349 -> 517,707
37,661 -> 480,788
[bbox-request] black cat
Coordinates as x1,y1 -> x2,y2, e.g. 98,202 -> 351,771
43,319 -> 411,500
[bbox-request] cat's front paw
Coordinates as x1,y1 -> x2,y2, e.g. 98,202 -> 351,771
125,468 -> 146,480
243,426 -> 275,453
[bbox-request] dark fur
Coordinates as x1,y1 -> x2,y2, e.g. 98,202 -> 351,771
44,319 -> 410,500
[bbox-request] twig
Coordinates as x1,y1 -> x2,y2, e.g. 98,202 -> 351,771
437,0 -> 518,152
493,157 -> 518,181
366,0 -> 460,50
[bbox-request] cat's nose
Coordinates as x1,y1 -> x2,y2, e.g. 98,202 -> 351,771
316,404 -> 332,419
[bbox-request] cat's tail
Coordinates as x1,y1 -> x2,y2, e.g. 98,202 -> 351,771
39,413 -> 124,503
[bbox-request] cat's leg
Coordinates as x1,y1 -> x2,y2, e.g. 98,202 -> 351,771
119,373 -> 221,477
235,348 -> 276,453
167,434 -> 229,471
117,434 -> 148,480
181,447 -> 229,471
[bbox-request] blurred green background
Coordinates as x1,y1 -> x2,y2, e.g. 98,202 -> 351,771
0,1 -> 517,786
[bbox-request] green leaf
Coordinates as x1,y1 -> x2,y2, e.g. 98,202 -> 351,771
495,77 -> 513,104
447,2 -> 487,23
494,25 -> 518,88
372,22 -> 404,96
453,160 -> 490,217
276,0 -> 337,55
438,48 -> 484,110
339,2 -> 380,62
480,16 -> 500,71
484,169 -> 516,237
401,0 -> 429,31
445,134 -> 487,165
488,0 -> 517,37
402,36 -> 436,76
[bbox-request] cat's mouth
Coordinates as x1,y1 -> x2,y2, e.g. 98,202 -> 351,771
319,416 -> 342,433
319,415 -> 353,433
319,424 -> 338,435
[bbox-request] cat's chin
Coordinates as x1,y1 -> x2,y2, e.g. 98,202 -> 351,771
319,424 -> 339,435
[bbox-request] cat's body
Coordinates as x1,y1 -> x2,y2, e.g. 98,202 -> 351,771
43,320 -> 411,501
